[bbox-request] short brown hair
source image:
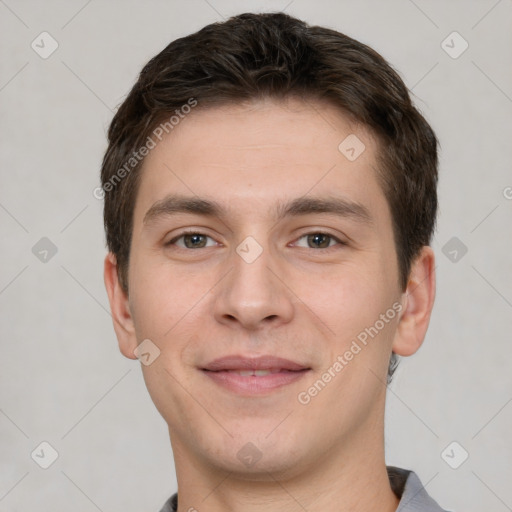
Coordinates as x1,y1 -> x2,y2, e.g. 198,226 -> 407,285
100,12 -> 438,380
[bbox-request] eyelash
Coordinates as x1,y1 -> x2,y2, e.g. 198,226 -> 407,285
166,230 -> 347,251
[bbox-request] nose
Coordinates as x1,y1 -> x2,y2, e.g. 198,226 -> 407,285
213,239 -> 295,332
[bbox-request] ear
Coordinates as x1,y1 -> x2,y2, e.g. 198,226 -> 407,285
392,246 -> 436,357
104,253 -> 138,360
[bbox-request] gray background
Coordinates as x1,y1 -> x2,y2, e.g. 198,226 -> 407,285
1,0 -> 511,510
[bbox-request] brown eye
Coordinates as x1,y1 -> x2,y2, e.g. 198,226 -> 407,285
167,232 -> 216,249
307,233 -> 332,249
294,232 -> 344,250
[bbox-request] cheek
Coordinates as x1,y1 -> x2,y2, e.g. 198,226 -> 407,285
128,263 -> 220,399
292,260 -> 390,338
128,256 -> 209,339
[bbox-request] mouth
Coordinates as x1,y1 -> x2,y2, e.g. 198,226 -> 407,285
201,355 -> 311,394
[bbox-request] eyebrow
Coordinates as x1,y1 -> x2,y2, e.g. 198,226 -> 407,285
143,194 -> 373,227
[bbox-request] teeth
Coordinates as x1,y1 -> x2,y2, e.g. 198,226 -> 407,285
254,370 -> 272,376
229,369 -> 279,376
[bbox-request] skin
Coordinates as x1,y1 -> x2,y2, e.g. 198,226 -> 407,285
104,97 -> 436,512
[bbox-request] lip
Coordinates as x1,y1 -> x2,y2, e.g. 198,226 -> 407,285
202,355 -> 309,372
201,355 -> 311,395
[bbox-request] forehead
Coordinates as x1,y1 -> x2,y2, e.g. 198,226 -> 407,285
133,97 -> 389,226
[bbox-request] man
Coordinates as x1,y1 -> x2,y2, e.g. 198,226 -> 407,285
101,12 -> 447,512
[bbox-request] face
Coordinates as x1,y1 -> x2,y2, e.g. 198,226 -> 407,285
105,97 -> 434,479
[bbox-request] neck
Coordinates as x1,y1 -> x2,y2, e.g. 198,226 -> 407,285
169,417 -> 399,512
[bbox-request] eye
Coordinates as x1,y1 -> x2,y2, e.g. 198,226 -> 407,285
165,231 -> 346,251
293,232 -> 346,250
167,231 -> 217,249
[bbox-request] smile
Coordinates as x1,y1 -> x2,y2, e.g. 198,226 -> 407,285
202,368 -> 310,394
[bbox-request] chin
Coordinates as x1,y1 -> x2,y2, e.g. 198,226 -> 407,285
200,430 -> 308,480
215,451 -> 305,481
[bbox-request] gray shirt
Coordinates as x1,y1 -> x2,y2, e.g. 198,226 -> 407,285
158,466 -> 449,511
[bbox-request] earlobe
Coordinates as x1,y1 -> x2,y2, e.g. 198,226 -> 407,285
392,246 -> 436,357
103,253 -> 138,360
